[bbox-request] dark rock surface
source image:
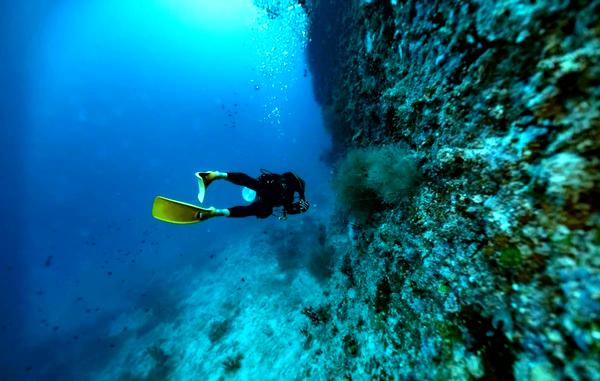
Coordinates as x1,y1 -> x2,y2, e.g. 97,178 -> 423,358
306,0 -> 600,379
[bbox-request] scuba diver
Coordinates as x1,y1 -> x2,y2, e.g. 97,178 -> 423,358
152,170 -> 309,224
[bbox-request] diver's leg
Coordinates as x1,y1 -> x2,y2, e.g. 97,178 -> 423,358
227,206 -> 257,218
196,171 -> 227,192
227,202 -> 272,218
197,171 -> 227,182
197,206 -> 230,219
224,172 -> 261,190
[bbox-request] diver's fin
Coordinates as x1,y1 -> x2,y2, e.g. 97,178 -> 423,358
152,196 -> 219,224
195,171 -> 220,203
195,172 -> 207,203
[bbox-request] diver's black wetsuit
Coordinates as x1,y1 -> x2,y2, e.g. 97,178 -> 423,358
225,172 -> 308,218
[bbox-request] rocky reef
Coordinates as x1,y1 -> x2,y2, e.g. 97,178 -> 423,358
306,0 -> 600,379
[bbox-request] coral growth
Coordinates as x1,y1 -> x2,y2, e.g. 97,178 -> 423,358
302,305 -> 330,326
333,143 -> 419,220
257,216 -> 337,282
222,352 -> 243,374
207,319 -> 231,344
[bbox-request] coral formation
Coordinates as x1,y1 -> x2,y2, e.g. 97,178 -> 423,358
257,216 -> 336,282
207,319 -> 231,344
222,353 -> 243,374
305,0 -> 600,379
120,345 -> 174,381
302,305 -> 331,326
333,143 -> 419,221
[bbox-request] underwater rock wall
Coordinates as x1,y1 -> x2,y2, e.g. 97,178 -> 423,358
306,0 -> 600,379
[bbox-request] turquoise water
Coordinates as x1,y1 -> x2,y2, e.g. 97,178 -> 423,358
1,1 -> 332,379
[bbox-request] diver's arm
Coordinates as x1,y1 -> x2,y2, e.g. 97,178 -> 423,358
281,174 -> 308,217
284,198 -> 309,215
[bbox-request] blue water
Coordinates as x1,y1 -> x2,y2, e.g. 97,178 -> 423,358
1,1 -> 331,379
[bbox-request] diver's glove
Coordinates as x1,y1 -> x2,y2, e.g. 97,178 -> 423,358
283,199 -> 309,217
279,211 -> 288,221
299,199 -> 310,213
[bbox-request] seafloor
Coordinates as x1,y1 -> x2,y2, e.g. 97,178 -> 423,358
93,1 -> 599,380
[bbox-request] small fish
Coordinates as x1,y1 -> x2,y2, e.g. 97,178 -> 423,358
44,256 -> 53,268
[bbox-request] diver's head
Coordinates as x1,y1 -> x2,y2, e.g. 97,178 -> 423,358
285,172 -> 305,193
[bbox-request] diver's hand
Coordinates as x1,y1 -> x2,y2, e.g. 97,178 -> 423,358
299,199 -> 309,213
279,210 -> 288,221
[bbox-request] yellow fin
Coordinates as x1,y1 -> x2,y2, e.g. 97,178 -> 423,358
152,196 -> 215,224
